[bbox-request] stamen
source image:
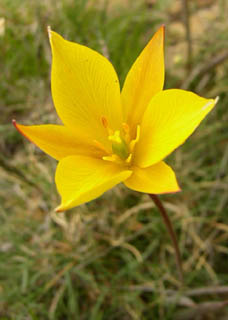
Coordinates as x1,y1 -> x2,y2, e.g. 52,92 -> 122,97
126,153 -> 132,163
129,125 -> 140,152
135,125 -> 140,142
101,116 -> 113,135
101,122 -> 140,166
103,154 -> 122,164
101,116 -> 108,128
122,122 -> 130,143
93,140 -> 108,153
103,155 -> 115,162
108,130 -> 129,160
122,122 -> 129,134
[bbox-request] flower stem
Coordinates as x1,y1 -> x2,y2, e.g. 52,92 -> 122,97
148,194 -> 183,283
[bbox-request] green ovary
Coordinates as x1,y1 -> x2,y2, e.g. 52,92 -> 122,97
108,130 -> 129,160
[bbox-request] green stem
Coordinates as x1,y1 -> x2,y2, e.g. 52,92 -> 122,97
148,194 -> 183,283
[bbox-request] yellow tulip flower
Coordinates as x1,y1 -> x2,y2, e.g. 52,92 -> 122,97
13,26 -> 217,212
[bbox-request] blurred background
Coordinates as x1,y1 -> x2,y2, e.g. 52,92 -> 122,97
0,0 -> 228,319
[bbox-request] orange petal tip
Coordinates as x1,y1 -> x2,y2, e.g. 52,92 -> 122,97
12,119 -> 21,133
12,120 -> 34,144
157,24 -> 165,43
157,24 -> 165,34
159,24 -> 165,31
55,205 -> 65,213
157,186 -> 182,195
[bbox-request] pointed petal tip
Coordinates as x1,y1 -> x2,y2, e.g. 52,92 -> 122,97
47,25 -> 52,40
12,119 -> 20,135
159,187 -> 182,195
55,205 -> 65,213
150,182 -> 181,195
158,24 -> 165,44
149,188 -> 181,197
157,24 -> 165,37
214,96 -> 219,105
12,121 -> 34,144
202,96 -> 218,111
12,119 -> 23,135
12,119 -> 24,136
47,26 -> 57,45
47,26 -> 61,46
160,24 -> 165,32
55,199 -> 76,212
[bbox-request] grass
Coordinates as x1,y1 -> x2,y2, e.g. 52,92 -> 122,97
1,0 -> 228,319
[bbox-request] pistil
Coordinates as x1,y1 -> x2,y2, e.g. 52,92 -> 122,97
100,116 -> 140,166
109,130 -> 129,160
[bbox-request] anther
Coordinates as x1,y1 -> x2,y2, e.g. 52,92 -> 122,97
122,122 -> 130,134
93,140 -> 108,153
122,122 -> 130,143
101,116 -> 113,135
101,116 -> 108,128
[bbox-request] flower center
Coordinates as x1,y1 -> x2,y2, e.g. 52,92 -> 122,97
98,117 -> 140,166
109,130 -> 129,160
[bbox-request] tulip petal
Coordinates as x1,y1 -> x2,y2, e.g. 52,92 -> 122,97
13,122 -> 102,160
121,25 -> 164,136
55,156 -> 132,211
49,30 -> 122,149
124,161 -> 180,194
134,89 -> 217,168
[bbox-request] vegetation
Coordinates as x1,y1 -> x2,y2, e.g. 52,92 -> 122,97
0,0 -> 228,319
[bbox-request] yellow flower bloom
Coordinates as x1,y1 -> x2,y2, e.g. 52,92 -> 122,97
14,26 -> 218,212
